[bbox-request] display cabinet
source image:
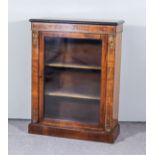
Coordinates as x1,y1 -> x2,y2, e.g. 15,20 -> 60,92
28,19 -> 124,143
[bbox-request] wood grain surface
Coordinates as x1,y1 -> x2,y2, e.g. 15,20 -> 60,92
29,20 -> 124,143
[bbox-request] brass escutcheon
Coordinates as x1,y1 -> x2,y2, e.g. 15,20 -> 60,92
32,32 -> 38,47
109,35 -> 114,49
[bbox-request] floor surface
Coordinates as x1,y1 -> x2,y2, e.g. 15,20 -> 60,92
8,120 -> 146,155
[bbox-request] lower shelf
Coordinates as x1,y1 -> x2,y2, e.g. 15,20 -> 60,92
28,123 -> 120,143
44,67 -> 101,100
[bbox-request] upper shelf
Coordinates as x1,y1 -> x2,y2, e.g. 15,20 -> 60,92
29,18 -> 125,26
45,91 -> 100,100
46,63 -> 101,70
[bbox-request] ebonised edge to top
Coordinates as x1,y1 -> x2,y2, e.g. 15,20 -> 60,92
29,19 -> 125,26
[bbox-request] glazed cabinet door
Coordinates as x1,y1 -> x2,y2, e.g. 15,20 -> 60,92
38,31 -> 106,129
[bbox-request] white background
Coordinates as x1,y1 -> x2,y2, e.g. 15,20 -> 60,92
8,0 -> 146,121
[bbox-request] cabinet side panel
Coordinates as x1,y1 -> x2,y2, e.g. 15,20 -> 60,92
31,31 -> 39,123
113,33 -> 122,126
100,35 -> 108,129
105,34 -> 115,131
105,31 -> 123,131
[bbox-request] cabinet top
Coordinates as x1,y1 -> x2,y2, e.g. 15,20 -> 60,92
29,18 -> 124,26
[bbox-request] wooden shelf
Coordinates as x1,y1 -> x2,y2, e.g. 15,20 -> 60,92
45,63 -> 101,70
45,91 -> 100,100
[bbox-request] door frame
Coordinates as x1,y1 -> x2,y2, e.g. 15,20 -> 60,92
38,31 -> 107,130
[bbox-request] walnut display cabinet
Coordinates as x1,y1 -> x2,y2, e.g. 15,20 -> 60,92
28,19 -> 124,143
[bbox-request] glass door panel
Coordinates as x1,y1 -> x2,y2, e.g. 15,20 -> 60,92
43,36 -> 102,125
